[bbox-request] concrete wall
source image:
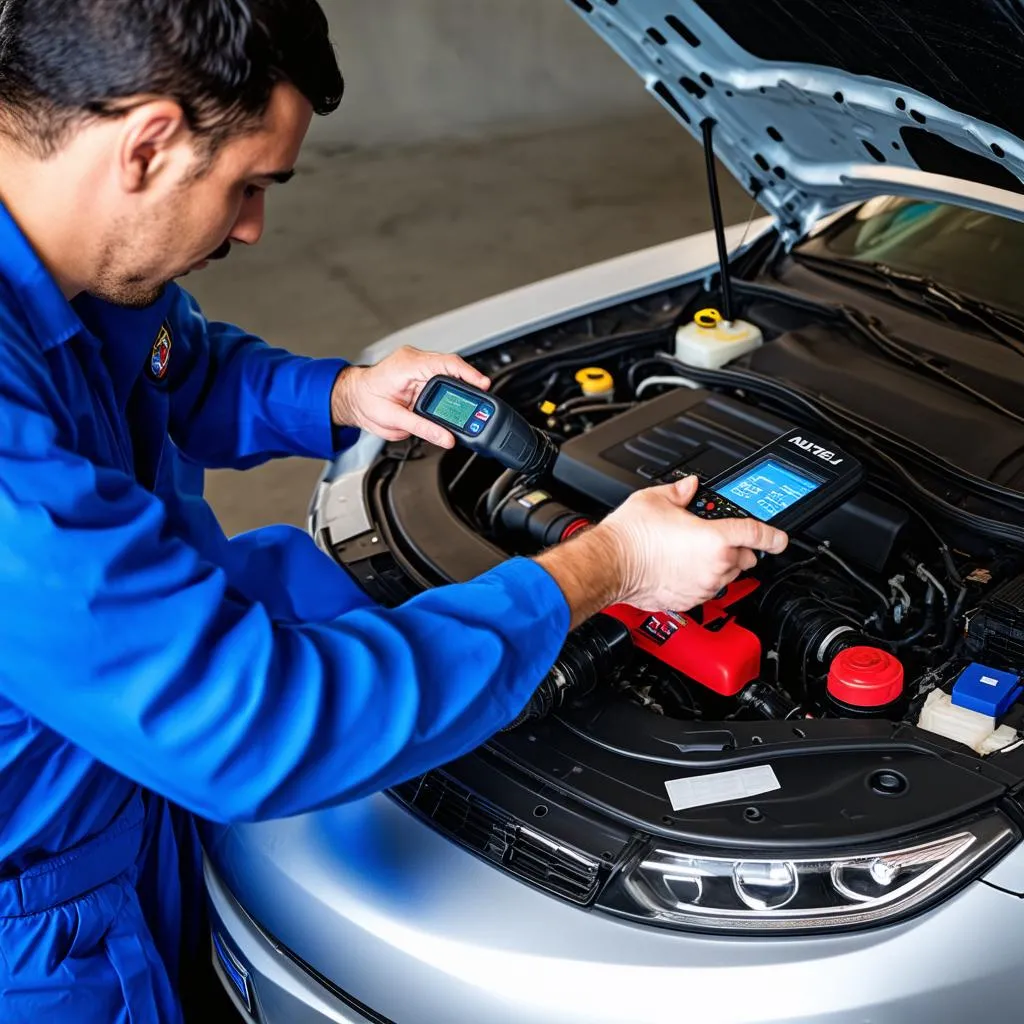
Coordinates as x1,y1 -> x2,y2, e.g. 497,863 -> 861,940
309,0 -> 653,146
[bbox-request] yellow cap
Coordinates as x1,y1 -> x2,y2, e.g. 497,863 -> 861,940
575,367 -> 614,396
694,307 -> 723,329
539,400 -> 557,415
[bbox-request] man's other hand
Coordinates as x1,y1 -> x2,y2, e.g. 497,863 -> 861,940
331,347 -> 490,447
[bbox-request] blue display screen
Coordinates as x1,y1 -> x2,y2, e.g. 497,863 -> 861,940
715,458 -> 820,521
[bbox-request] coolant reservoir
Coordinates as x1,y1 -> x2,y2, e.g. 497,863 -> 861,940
675,307 -> 763,369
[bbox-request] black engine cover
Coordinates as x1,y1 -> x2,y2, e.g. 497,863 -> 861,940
553,388 -> 907,571
554,388 -> 786,505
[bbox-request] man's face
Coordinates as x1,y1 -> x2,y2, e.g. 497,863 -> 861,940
93,82 -> 312,307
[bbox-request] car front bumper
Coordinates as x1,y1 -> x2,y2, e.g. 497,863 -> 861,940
205,791 -> 1024,1024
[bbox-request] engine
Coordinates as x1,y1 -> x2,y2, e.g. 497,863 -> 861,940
427,334 -> 1024,754
536,385 -> 919,719
355,277 -> 1024,758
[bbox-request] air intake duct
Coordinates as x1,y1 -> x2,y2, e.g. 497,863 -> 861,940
504,614 -> 632,729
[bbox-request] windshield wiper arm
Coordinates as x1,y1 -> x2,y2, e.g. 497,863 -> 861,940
793,252 -> 1024,360
870,262 -> 1024,358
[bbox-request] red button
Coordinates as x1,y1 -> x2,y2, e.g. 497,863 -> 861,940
705,501 -> 716,511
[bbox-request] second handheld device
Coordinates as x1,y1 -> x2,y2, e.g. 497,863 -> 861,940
672,429 -> 864,534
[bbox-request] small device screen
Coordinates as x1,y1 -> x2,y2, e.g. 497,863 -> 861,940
425,386 -> 479,429
715,458 -> 821,520
416,373 -> 551,472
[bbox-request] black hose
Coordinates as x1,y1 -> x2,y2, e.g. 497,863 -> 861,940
553,394 -> 602,415
943,585 -> 969,649
485,469 -> 519,520
489,326 -> 673,396
941,548 -> 965,588
627,355 -> 682,396
503,614 -> 633,729
892,588 -> 936,649
558,402 -> 636,420
876,489 -> 963,586
447,452 -> 478,495
788,538 -> 890,616
528,371 -> 561,407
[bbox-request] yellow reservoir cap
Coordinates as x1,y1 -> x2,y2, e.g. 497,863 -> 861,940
575,366 -> 614,396
693,307 -> 723,329
539,400 -> 557,415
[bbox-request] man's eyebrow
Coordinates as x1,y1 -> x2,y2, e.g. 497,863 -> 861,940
255,169 -> 296,185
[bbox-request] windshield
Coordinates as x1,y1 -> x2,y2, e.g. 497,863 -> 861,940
801,197 -> 1024,315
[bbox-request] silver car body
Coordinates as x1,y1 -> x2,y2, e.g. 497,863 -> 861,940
206,791 -> 1024,1024
207,1 -> 1024,1019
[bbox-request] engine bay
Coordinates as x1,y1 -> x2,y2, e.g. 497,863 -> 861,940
346,277 -> 1024,776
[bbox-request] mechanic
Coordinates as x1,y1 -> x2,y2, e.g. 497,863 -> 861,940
0,2 -> 788,1021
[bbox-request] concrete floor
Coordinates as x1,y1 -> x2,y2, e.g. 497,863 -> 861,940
186,112 -> 752,537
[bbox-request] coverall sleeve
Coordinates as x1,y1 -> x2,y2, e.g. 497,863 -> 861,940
0,353 -> 570,823
165,287 -> 359,469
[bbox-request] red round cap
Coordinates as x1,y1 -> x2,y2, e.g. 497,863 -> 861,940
827,646 -> 904,708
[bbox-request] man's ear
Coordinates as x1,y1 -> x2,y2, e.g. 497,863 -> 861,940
118,100 -> 191,194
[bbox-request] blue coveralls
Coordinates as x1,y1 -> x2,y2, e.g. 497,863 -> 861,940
0,203 -> 570,1022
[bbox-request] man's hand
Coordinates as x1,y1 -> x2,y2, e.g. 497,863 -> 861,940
331,346 -> 490,447
537,475 -> 788,628
599,475 -> 788,608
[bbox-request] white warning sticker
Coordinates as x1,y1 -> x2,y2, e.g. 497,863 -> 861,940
664,765 -> 781,812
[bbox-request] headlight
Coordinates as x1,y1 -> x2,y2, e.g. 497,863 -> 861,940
598,813 -> 1016,934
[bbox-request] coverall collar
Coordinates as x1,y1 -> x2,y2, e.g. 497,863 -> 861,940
0,201 -> 83,352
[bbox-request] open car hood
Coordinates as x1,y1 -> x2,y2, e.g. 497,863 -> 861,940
568,0 -> 1024,243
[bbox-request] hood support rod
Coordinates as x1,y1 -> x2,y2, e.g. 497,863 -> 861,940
701,118 -> 735,322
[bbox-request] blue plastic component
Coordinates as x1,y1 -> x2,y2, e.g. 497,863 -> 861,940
951,662 -> 1023,718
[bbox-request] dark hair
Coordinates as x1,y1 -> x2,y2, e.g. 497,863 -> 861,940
0,0 -> 343,157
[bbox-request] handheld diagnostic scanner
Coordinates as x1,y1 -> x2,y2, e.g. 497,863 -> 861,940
675,429 -> 864,535
415,375 -> 555,476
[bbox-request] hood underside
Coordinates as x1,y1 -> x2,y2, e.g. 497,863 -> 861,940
568,0 -> 1024,242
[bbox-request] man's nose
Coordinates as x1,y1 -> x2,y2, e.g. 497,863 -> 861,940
230,193 -> 265,246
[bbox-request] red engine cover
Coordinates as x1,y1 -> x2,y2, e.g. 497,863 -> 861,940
605,578 -> 762,697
